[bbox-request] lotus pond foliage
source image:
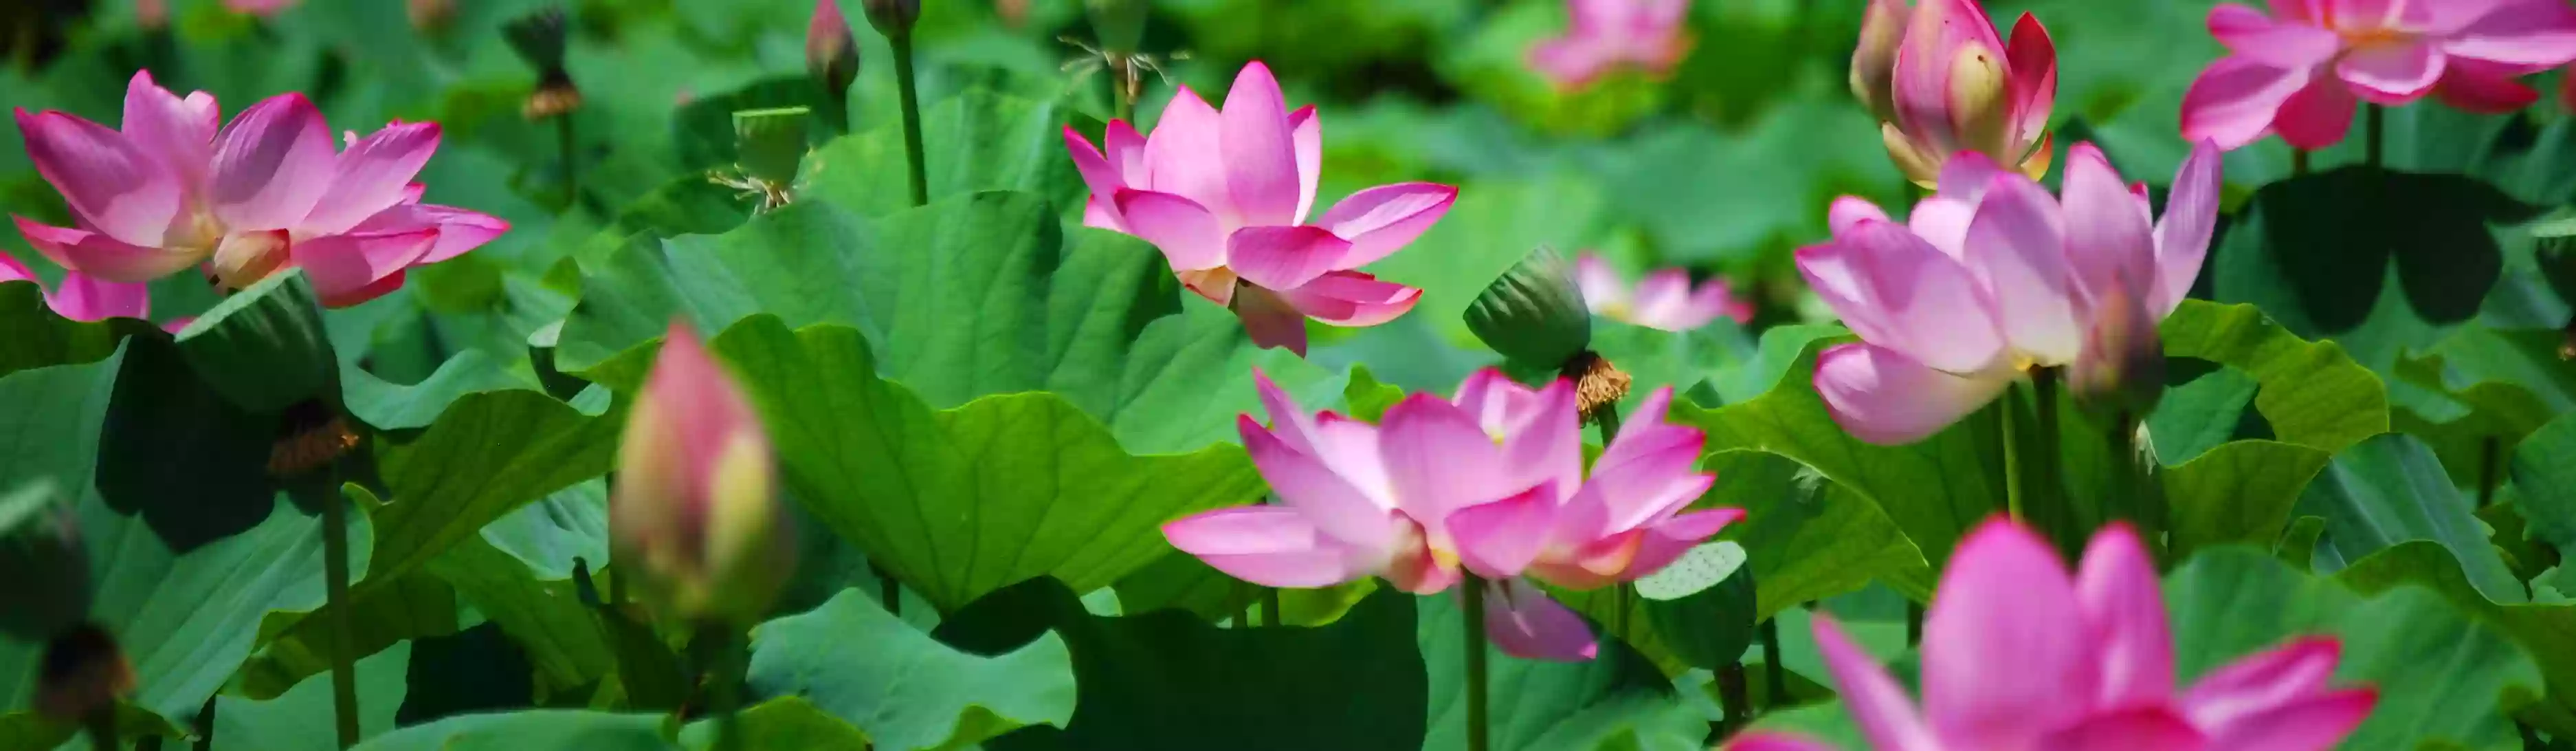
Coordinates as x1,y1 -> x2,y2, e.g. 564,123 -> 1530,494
0,0 -> 2571,750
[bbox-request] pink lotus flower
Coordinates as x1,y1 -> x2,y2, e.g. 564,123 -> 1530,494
1528,0 -> 1696,91
1727,519 -> 2376,751
1850,0 -> 2057,186
1575,252 -> 1753,331
613,322 -> 796,625
1063,61 -> 1456,356
2181,1 -> 2576,151
12,72 -> 507,309
1162,369 -> 1738,661
1800,140 -> 2221,446
0,257 -> 148,323
224,0 -> 298,15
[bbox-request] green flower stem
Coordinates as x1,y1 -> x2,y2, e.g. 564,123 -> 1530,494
876,563 -> 900,616
556,114 -> 578,211
2031,369 -> 2066,551
323,487 -> 359,750
85,708 -> 115,751
2292,149 -> 2311,177
2477,436 -> 2502,510
889,32 -> 930,208
1905,601 -> 1922,646
1715,663 -> 1751,734
2001,388 -> 2025,523
1111,57 -> 1135,124
1262,587 -> 1282,627
2365,104 -> 2385,169
1592,402 -> 1630,642
691,628 -> 749,751
1462,575 -> 1491,751
1759,618 -> 1785,712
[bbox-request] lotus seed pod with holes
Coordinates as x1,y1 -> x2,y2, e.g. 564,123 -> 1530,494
1636,541 -> 1757,671
0,480 -> 89,642
1465,246 -> 1593,369
735,107 -> 812,186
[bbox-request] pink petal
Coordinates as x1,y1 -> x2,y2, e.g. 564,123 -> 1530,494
1575,252 -> 1628,312
2181,56 -> 2313,151
1163,506 -> 1366,588
1065,125 -> 1131,228
2196,689 -> 2377,751
1481,578 -> 1598,662
1314,182 -> 1456,270
1452,369 -> 1536,435
1228,225 -> 1353,291
1685,278 -> 1754,325
1890,0 -> 2008,152
1140,86 -> 1234,223
2274,75 -> 2359,151
1626,268 -> 1695,327
1447,482 -> 1560,579
0,252 -> 32,283
2208,5 -> 2341,67
1828,197 -> 1891,236
1814,342 -> 2014,446
1219,62 -> 1302,228
12,216 -> 199,283
299,122 -> 441,235
2443,1 -> 2576,67
1913,152 -> 2010,257
1722,734 -> 1843,751
1289,106 -> 1320,223
2060,142 -> 2158,312
2003,13 -> 2058,151
41,270 -> 150,323
2036,706 -> 2208,750
1813,614 -> 1943,751
1252,367 -> 1324,455
1276,270 -> 1419,327
1499,379 -> 1584,507
1529,36 -> 1614,90
406,204 -> 508,263
1961,172 -> 2081,364
2433,56 -> 2544,113
1104,120 -> 1147,180
1617,508 -> 1746,580
2151,141 -> 2224,318
14,109 -> 182,248
118,71 -> 217,194
2075,523 -> 2176,709
1113,188 -> 1228,271
624,322 -> 768,523
292,228 -> 440,307
1239,414 -> 1400,554
1229,282 -> 1311,356
2335,40 -> 2445,104
1794,221 -> 2006,374
1922,519 -> 2094,748
208,94 -> 337,232
1379,393 -> 1515,523
1308,413 -> 1398,505
2181,636 -> 2345,733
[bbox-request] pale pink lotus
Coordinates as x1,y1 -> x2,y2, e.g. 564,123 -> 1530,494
1575,252 -> 1753,331
1727,519 -> 2376,751
1801,140 -> 2221,446
12,72 -> 507,309
613,322 -> 796,625
2182,0 -> 2576,151
1063,61 -> 1455,356
1850,0 -> 2057,186
1528,0 -> 1696,90
1162,369 -> 1737,661
0,257 -> 147,323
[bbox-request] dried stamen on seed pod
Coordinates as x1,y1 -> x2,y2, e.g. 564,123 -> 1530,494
269,401 -> 363,479
1566,351 -> 1632,426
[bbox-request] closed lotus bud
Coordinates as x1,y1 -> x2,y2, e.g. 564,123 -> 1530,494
1849,0 -> 1910,124
0,480 -> 90,644
862,0 -> 920,39
1465,246 -> 1593,369
808,0 -> 860,99
612,323 -> 797,627
2070,282 -> 2164,422
1087,0 -> 1148,56
735,107 -> 812,187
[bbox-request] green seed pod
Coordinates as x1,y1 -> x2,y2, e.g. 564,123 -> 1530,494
734,107 -> 812,187
175,270 -> 338,415
1465,246 -> 1593,369
862,0 -> 919,39
0,480 -> 89,644
1636,541 -> 1757,671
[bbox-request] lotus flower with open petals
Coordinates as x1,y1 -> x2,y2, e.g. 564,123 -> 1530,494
12,71 -> 507,309
1064,61 -> 1456,356
1850,0 -> 2057,186
1726,519 -> 2376,751
0,257 -> 147,324
2182,0 -> 2576,151
1799,140 -> 2221,446
1575,252 -> 1753,331
1529,0 -> 1695,90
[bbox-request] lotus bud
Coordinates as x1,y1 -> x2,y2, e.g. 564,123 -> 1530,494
1087,0 -> 1149,56
1465,246 -> 1594,369
612,323 -> 797,627
862,0 -> 919,39
2070,281 -> 2165,422
1849,0 -> 1911,123
808,0 -> 861,100
0,480 -> 90,644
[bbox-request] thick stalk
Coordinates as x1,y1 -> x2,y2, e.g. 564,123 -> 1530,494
2365,104 -> 2385,169
2001,389 -> 2025,523
1111,56 -> 1136,124
692,629 -> 748,751
889,33 -> 930,208
1463,576 -> 1491,751
2291,149 -> 2311,177
1593,403 -> 1629,641
322,487 -> 358,749
1905,602 -> 1922,646
1262,587 -> 1282,627
85,708 -> 117,751
2478,436 -> 2502,510
2031,369 -> 2066,551
555,115 -> 577,210
876,563 -> 901,616
1759,618 -> 1785,712
192,695 -> 216,751
1715,664 -> 1751,733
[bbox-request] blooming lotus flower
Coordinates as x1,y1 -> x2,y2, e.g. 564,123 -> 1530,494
1574,252 -> 1753,331
612,322 -> 796,626
2181,1 -> 2576,151
1063,61 -> 1456,356
1528,0 -> 1695,91
1726,519 -> 2376,751
1850,0 -> 2058,186
1801,140 -> 2221,446
0,257 -> 147,323
1162,369 -> 1737,661
12,72 -> 507,309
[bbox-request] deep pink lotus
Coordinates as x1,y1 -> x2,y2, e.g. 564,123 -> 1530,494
1575,251 -> 1753,331
0,258 -> 147,323
2182,0 -> 2576,151
1850,0 -> 2056,186
1063,61 -> 1455,356
12,72 -> 506,309
1528,0 -> 1696,91
1727,519 -> 2376,751
1162,369 -> 1737,661
1800,141 -> 2221,446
